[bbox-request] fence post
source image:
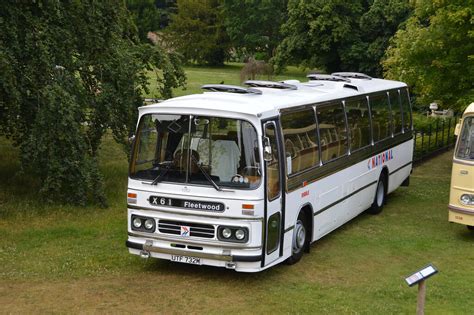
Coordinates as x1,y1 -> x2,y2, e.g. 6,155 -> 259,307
441,119 -> 445,149
428,124 -> 432,153
434,119 -> 439,149
413,130 -> 417,160
421,131 -> 425,158
447,117 -> 451,147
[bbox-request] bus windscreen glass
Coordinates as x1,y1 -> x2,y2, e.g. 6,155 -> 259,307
130,114 -> 261,189
455,116 -> 474,160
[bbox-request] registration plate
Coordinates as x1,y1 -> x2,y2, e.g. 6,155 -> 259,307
171,255 -> 201,265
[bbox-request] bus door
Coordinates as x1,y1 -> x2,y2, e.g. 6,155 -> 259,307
263,121 -> 284,266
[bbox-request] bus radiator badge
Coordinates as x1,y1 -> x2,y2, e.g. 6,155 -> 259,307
180,226 -> 190,237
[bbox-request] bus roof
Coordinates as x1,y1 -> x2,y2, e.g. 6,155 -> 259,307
141,77 -> 407,117
463,103 -> 474,116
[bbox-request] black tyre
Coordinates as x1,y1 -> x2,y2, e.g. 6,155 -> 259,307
467,225 -> 474,231
286,211 -> 309,265
367,174 -> 386,215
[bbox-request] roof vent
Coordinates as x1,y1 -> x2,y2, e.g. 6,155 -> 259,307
331,72 -> 372,80
343,84 -> 359,91
307,74 -> 350,82
201,84 -> 262,95
244,80 -> 297,90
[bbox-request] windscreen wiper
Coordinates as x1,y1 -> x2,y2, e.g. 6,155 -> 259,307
190,154 -> 222,191
151,161 -> 173,185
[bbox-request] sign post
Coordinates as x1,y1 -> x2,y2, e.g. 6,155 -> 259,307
405,264 -> 438,315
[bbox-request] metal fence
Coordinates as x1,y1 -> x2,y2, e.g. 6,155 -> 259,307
413,116 -> 459,164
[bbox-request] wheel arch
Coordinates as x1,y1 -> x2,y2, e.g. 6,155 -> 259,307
297,202 -> 314,252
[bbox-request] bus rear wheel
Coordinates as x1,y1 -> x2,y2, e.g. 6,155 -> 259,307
286,211 -> 308,265
367,175 -> 386,215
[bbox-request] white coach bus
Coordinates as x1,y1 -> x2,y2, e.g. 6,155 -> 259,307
126,73 -> 413,272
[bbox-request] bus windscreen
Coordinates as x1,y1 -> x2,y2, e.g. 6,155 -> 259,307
130,114 -> 261,189
456,116 -> 474,160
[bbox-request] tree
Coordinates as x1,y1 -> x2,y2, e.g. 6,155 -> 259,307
383,0 -> 474,111
126,0 -> 177,41
273,0 -> 410,76
0,1 -> 186,205
222,0 -> 287,60
165,0 -> 231,65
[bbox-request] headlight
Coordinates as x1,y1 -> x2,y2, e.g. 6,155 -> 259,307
235,229 -> 245,240
144,219 -> 155,230
131,215 -> 155,232
222,228 -> 232,239
132,217 -> 142,228
218,226 -> 248,243
460,194 -> 474,205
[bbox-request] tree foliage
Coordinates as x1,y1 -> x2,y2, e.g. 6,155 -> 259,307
126,0 -> 177,41
165,0 -> 231,65
222,0 -> 287,60
383,0 -> 474,110
0,1 -> 185,205
273,0 -> 411,76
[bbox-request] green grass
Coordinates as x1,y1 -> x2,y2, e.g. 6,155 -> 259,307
1,138 -> 474,313
1,65 -> 474,313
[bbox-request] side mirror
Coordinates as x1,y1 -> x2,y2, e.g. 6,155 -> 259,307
263,136 -> 273,162
454,122 -> 461,136
128,134 -> 136,145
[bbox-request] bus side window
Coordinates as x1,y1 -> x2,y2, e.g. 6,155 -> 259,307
389,90 -> 403,134
344,98 -> 371,151
400,88 -> 412,131
369,93 -> 392,142
317,102 -> 348,162
281,108 -> 319,175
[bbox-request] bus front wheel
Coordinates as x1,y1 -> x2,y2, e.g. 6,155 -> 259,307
367,175 -> 386,215
286,211 -> 309,265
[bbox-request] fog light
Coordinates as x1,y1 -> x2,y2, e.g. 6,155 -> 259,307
132,217 -> 142,228
144,219 -> 154,230
235,229 -> 245,240
222,228 -> 232,239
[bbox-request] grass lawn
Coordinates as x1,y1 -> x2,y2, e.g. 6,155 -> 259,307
1,139 -> 473,313
1,65 -> 473,313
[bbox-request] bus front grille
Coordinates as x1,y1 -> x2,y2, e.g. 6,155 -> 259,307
157,220 -> 215,239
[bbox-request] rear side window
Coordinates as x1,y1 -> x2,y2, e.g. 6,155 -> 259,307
389,90 -> 403,134
316,102 -> 348,162
369,93 -> 392,142
400,88 -> 412,131
281,108 -> 319,175
345,97 -> 371,151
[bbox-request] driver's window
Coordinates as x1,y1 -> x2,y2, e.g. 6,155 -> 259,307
265,123 -> 281,201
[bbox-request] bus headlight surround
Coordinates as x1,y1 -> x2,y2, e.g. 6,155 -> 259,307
218,226 -> 248,243
131,215 -> 155,232
460,194 -> 474,205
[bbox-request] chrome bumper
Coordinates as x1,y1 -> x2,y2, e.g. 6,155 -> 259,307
126,240 -> 262,262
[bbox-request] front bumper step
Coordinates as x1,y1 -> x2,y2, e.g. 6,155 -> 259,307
126,240 -> 261,262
